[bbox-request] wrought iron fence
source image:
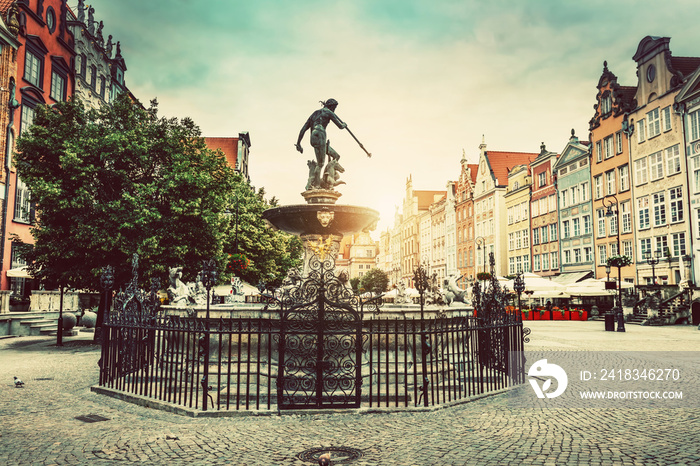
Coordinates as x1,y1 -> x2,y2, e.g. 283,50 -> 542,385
99,313 -> 525,412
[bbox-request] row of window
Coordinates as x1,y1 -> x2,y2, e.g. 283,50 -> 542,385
507,229 -> 530,251
532,223 -> 557,245
633,144 -> 681,186
636,187 -> 684,230
636,106 -> 673,143
560,180 -> 590,208
592,165 -> 630,199
531,194 -> 556,217
532,252 -> 559,272
506,201 -> 529,225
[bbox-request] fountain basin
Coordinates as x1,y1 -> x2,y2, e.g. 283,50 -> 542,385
262,204 -> 379,237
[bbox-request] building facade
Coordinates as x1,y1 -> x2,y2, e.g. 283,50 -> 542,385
505,164 -> 531,275
530,143 -> 560,277
1,0 -> 75,305
554,133 -> 594,275
628,36 -> 700,285
588,61 -> 636,282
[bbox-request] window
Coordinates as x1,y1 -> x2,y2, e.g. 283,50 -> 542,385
550,252 -> 558,269
634,158 -> 648,185
507,207 -> 513,225
549,223 -> 557,241
99,77 -> 106,98
594,175 -> 603,199
509,257 -> 515,275
564,250 -> 571,264
610,242 -> 619,257
637,119 -> 646,143
50,71 -> 65,101
560,189 -> 568,208
640,238 -> 652,259
538,171 -> 547,188
563,220 -> 570,239
637,197 -> 650,229
661,106 -> 672,132
647,108 -> 661,138
605,170 -> 616,195
694,157 -> 700,193
532,228 -> 539,245
669,186 -> 684,223
619,165 -> 629,192
604,136 -> 614,159
690,110 -> 700,142
14,176 -> 31,222
90,65 -> 97,89
623,241 -> 633,259
596,141 -> 602,162
609,210 -> 618,236
597,209 -> 606,238
572,217 -> 580,237
542,253 -> 549,270
584,247 -> 593,262
20,104 -> 35,135
522,229 -> 529,248
531,200 -> 539,217
621,202 -> 631,233
578,182 -> 588,202
649,152 -> 663,180
539,197 -> 547,215
548,195 -> 556,212
24,50 -> 41,87
541,225 -> 549,243
672,232 -> 686,257
655,235 -> 668,257
570,186 -> 578,205
665,145 -> 681,175
78,53 -> 86,77
515,230 -> 522,249
583,215 -> 592,235
523,255 -> 530,273
516,256 -> 523,273
533,254 -> 540,271
615,131 -> 623,154
574,249 -> 582,264
598,245 -> 607,265
652,192 -> 666,226
601,94 -> 612,115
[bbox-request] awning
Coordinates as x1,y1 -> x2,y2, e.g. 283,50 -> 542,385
6,266 -> 32,278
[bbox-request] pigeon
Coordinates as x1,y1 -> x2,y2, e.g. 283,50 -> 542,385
318,452 -> 331,466
14,376 -> 24,388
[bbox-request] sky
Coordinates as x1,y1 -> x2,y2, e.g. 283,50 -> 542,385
83,0 -> 700,235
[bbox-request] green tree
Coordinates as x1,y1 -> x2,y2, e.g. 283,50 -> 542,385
223,178 -> 303,287
360,268 -> 389,295
14,95 -> 234,290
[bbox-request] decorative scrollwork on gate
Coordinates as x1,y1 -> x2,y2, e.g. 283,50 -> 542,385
269,241 -> 365,409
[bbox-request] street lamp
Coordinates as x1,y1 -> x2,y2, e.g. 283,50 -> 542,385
645,249 -> 661,286
513,272 -> 525,319
475,236 -> 486,277
603,194 -> 625,332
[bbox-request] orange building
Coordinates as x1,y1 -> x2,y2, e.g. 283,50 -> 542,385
588,61 -> 636,282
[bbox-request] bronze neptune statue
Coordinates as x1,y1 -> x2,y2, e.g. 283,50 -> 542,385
295,99 -> 371,191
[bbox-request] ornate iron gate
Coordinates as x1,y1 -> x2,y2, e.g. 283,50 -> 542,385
276,252 -> 363,409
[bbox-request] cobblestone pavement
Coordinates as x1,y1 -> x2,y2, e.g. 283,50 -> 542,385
1,321 -> 699,465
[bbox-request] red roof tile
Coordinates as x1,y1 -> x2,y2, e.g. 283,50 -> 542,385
485,151 -> 539,187
0,0 -> 14,15
467,163 -> 478,184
